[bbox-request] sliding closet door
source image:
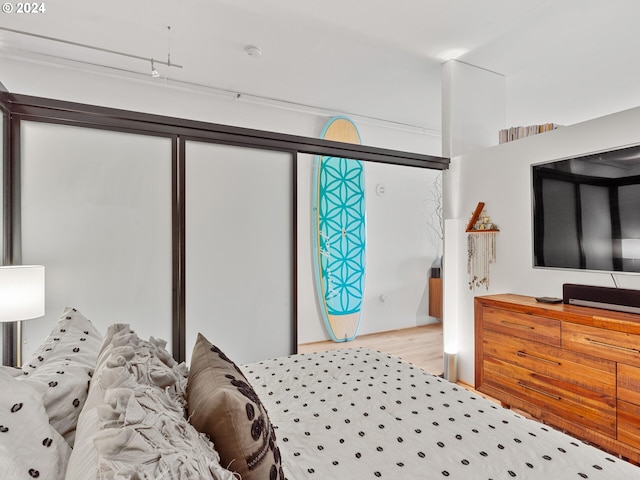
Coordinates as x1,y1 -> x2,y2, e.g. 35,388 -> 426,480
20,122 -> 173,358
185,141 -> 293,364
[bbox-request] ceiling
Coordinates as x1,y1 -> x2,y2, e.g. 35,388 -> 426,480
1,0 -> 639,134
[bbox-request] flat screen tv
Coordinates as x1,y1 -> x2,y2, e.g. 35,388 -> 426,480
532,144 -> 640,274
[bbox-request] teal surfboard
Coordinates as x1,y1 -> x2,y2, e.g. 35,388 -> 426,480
312,116 -> 366,342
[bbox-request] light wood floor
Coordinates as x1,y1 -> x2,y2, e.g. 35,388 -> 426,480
297,323 -> 444,375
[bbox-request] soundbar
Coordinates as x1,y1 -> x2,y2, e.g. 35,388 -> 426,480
563,283 -> 640,315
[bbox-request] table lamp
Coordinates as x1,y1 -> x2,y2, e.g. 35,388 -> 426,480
0,265 -> 45,367
622,239 -> 640,258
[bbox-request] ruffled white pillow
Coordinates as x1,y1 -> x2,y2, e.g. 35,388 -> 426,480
66,324 -> 235,480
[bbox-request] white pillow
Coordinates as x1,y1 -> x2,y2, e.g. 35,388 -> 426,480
0,369 -> 71,480
18,307 -> 103,446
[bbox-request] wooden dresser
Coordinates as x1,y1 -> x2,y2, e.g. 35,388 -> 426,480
475,293 -> 640,462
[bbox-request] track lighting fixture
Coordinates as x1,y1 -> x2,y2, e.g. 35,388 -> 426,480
151,27 -> 172,78
0,27 -> 184,74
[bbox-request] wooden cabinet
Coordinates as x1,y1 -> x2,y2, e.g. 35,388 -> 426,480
475,293 -> 640,462
428,277 -> 442,320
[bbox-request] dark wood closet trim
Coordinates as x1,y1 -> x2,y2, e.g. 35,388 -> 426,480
5,93 -> 449,170
0,84 -> 19,366
173,136 -> 186,362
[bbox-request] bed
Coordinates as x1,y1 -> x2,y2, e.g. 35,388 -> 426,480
1,308 -> 639,479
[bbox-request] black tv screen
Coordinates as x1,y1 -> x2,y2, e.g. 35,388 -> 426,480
532,144 -> 640,274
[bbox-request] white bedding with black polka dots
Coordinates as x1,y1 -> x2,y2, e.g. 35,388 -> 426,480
242,348 -> 640,480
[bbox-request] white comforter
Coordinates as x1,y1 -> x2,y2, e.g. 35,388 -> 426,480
242,348 -> 640,480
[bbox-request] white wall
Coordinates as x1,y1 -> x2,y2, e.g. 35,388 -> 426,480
445,106 -> 640,385
0,58 -> 441,155
1,58 -> 444,352
442,60 -> 505,158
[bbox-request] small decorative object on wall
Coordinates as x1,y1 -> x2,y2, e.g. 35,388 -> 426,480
466,202 -> 498,290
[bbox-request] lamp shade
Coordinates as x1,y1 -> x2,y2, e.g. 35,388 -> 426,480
0,265 -> 45,322
622,239 -> 640,260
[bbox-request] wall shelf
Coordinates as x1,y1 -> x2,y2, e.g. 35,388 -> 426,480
466,202 -> 498,290
465,202 -> 499,232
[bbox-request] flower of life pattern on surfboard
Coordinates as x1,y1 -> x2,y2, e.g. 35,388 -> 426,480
312,116 -> 366,342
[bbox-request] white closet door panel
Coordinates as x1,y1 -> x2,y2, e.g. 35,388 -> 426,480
20,122 -> 173,358
185,141 -> 293,365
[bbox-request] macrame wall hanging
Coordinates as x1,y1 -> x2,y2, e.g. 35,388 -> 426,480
466,202 -> 499,290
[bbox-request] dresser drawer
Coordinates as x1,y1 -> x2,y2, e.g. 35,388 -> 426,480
618,363 -> 640,406
482,329 -> 616,396
482,306 -> 561,346
482,356 -> 616,437
618,400 -> 640,448
563,322 -> 640,367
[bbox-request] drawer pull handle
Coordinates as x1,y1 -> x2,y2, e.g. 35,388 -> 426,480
516,351 -> 561,365
585,338 -> 640,354
517,381 -> 561,401
501,321 -> 534,330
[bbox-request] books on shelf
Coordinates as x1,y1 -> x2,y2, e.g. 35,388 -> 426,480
498,123 -> 560,144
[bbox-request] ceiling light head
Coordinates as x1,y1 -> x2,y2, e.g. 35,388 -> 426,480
150,59 -> 160,78
438,48 -> 468,62
245,45 -> 262,57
